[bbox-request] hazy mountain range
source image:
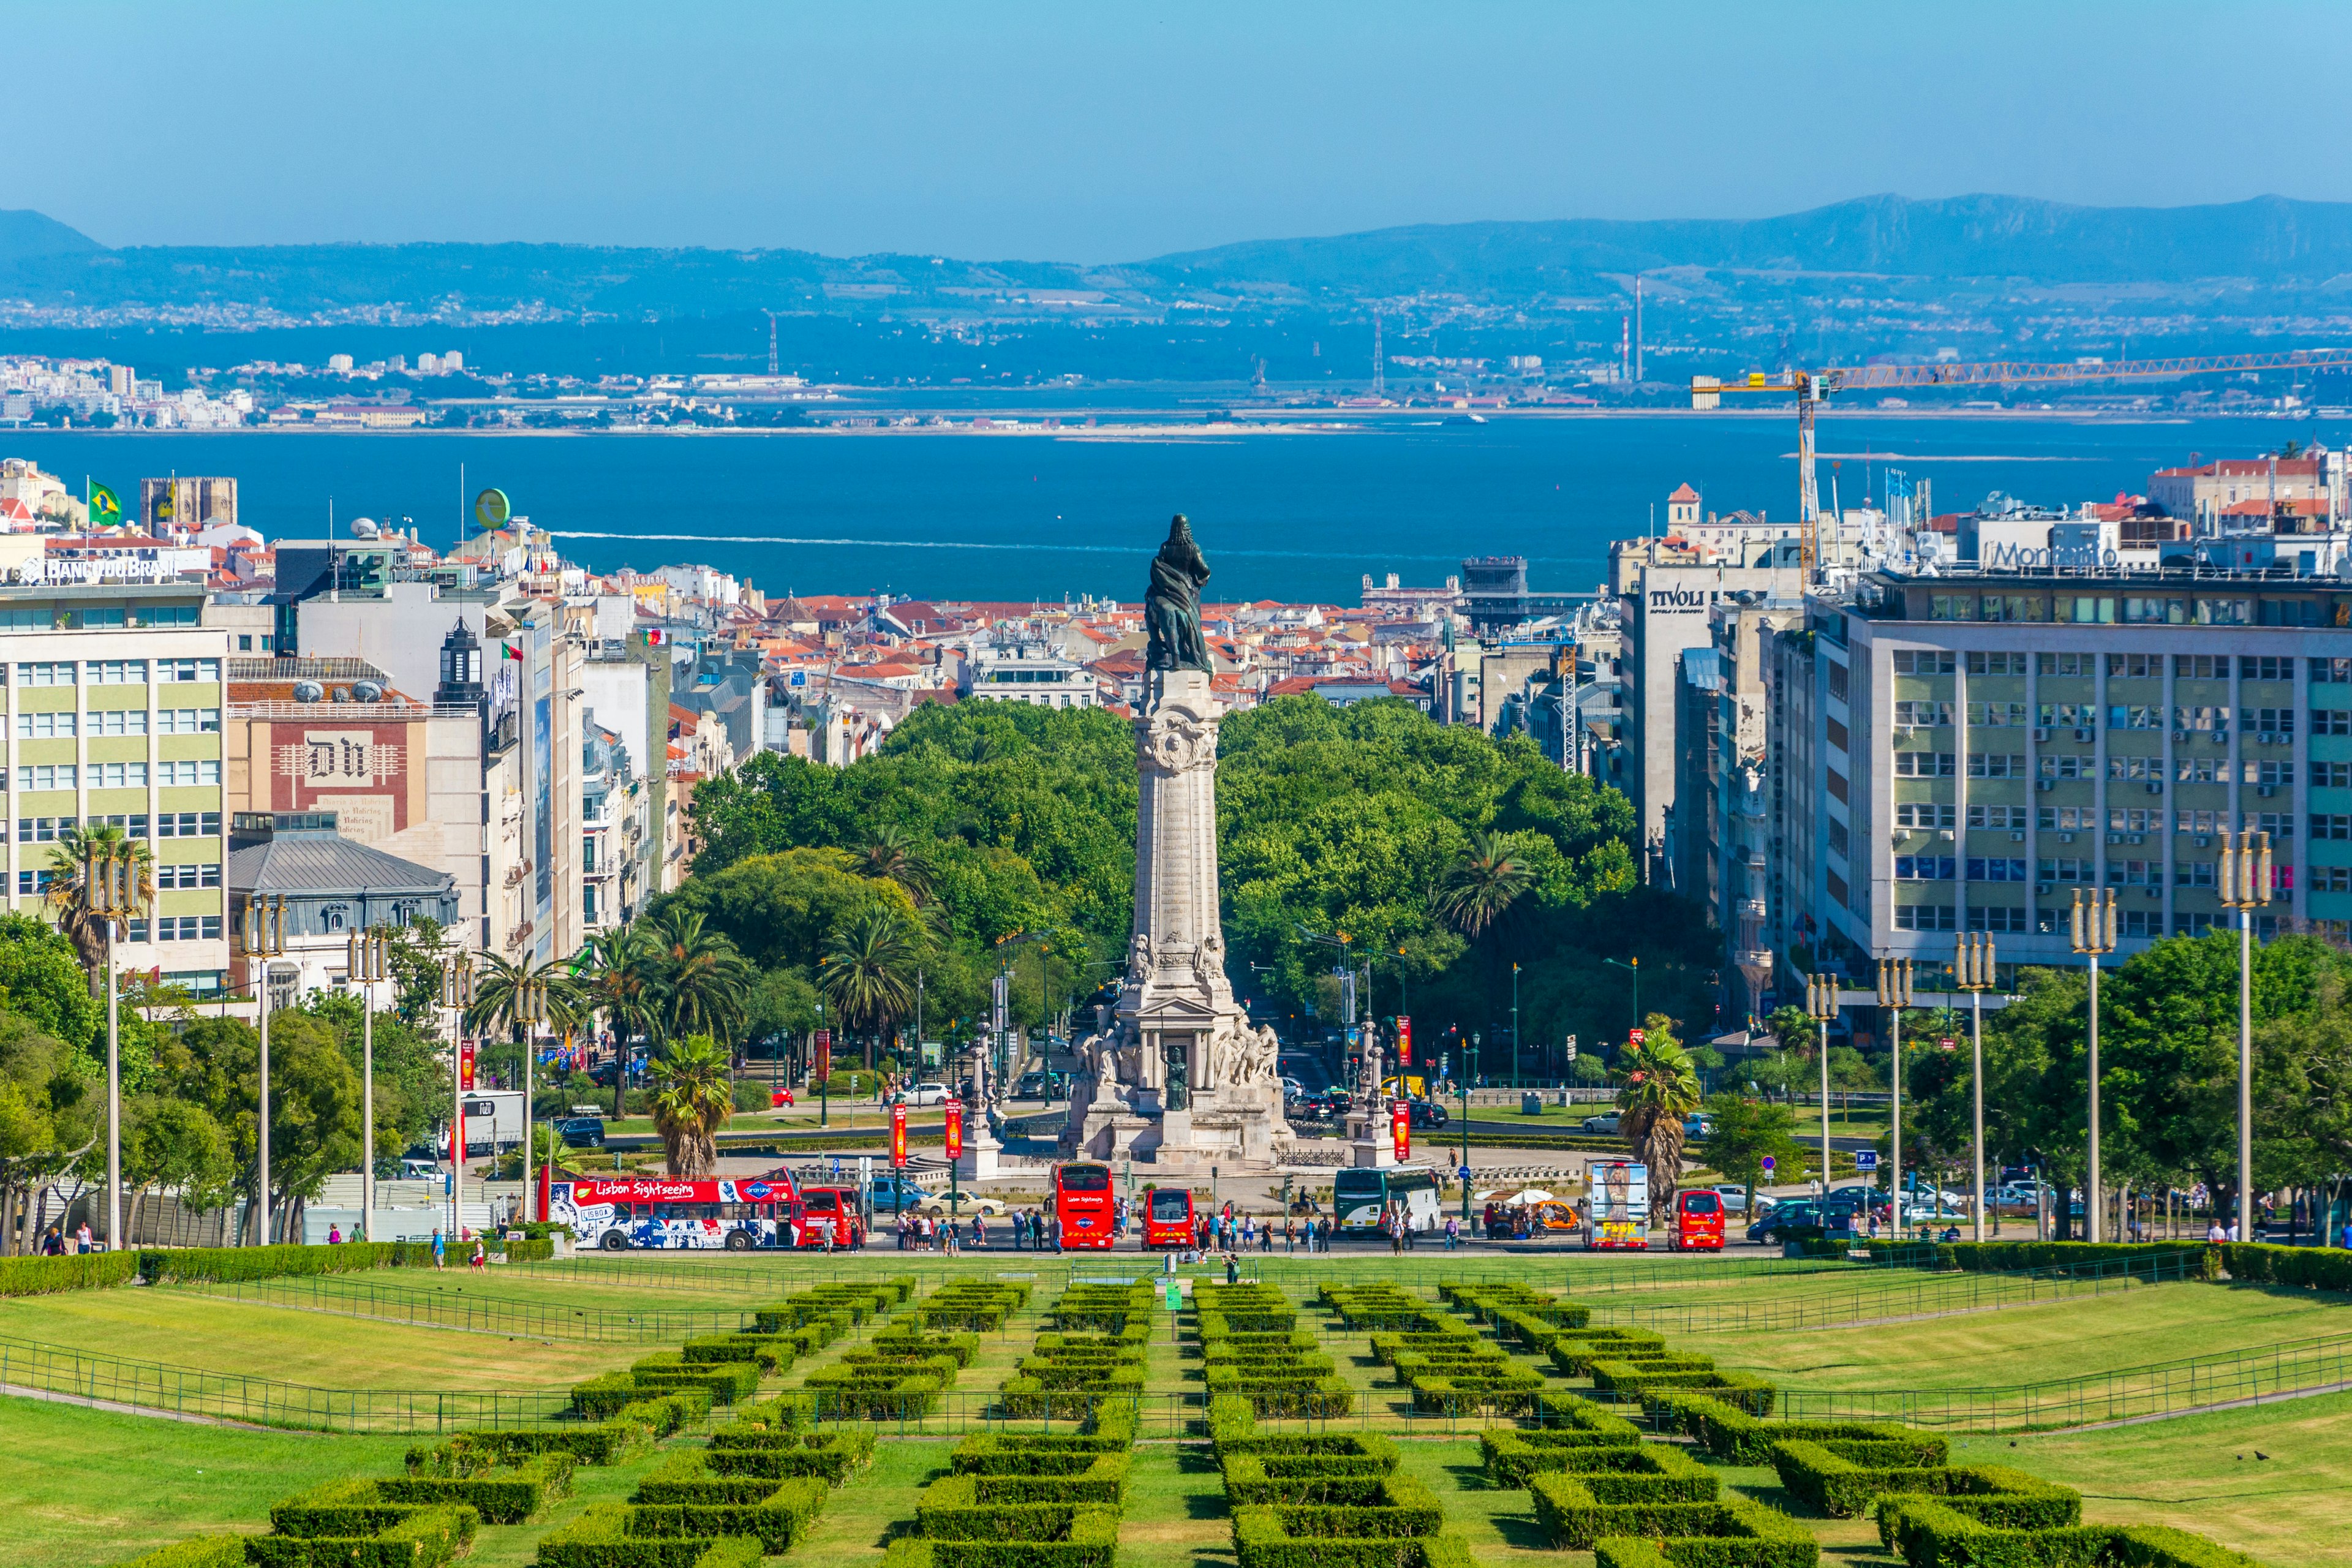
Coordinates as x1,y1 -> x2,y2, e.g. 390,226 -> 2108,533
8,194 -> 2352,325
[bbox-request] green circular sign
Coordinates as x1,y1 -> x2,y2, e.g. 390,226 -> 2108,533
474,488 -> 512,530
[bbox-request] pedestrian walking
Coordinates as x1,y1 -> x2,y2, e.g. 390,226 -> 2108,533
1444,1216 -> 1458,1250
75,1220 -> 92,1254
1260,1217 -> 1272,1253
432,1227 -> 447,1270
327,1223 -> 342,1245
1283,1216 -> 1296,1253
469,1238 -> 486,1271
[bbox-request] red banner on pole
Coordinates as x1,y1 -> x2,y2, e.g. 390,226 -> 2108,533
1396,1016 -> 1412,1068
1391,1098 -> 1410,1162
460,1041 -> 477,1092
944,1100 -> 963,1162
890,1102 -> 908,1167
814,1029 -> 832,1084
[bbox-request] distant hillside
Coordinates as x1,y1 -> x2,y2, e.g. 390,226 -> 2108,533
7,193 -> 2352,326
0,209 -> 102,265
1139,194 -> 2352,293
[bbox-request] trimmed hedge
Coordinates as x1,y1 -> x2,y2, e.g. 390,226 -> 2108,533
107,1539 -> 247,1568
871,1325 -> 985,1366
1771,1442 -> 2078,1524
918,1281 -> 1031,1331
537,1504 -> 771,1568
883,1506 -> 1120,1568
1228,1474 -> 1448,1568
628,1353 -> 764,1404
1849,1239 -> 2221,1282
1588,1496 -> 1822,1567
1585,1359 -> 1776,1417
1528,1450 -> 1722,1547
626,1476 -> 829,1553
2219,1242 -> 2352,1292
1665,1395 -> 1939,1467
381,1452 -> 575,1523
681,1333 -> 798,1374
1878,1496 -> 2263,1568
437,1419 -> 650,1466
251,1487 -> 477,1568
1203,1368 -> 1356,1419
137,1242 -> 435,1286
0,1251 -> 140,1295
1219,1439 -> 1401,1504
1547,1329 -> 1670,1376
1479,1409 -> 1645,1485
704,1430 -> 875,1485
1408,1369 -> 1548,1417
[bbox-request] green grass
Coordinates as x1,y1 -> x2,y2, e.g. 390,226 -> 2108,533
1121,1441 -> 1236,1568
0,1396 -> 415,1567
0,1287 -> 636,1389
1709,1281 -> 2351,1392
1946,1389 -> 2352,1567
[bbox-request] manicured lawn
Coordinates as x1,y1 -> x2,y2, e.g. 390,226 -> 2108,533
0,1396 -> 414,1568
771,1438 -> 951,1566
1947,1389 -> 2352,1567
1121,1441 -> 1235,1568
0,1287 -> 635,1389
1711,1280 -> 2350,1393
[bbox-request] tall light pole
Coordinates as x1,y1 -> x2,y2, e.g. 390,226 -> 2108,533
440,954 -> 476,1237
85,841 -> 143,1253
2070,889 -> 2117,1242
516,971 -> 548,1224
1954,933 -> 1996,1242
1510,962 -> 1521,1089
1605,955 -> 1640,1035
1458,1037 -> 1478,1221
2219,831 -> 2272,1240
239,894 -> 287,1245
347,927 -> 391,1240
1875,957 -> 1912,1234
1805,973 -> 1839,1199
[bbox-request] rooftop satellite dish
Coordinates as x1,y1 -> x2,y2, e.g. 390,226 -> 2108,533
292,680 -> 324,703
475,488 -> 511,531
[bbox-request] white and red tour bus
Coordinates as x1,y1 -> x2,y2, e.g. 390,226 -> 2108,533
545,1172 -> 808,1251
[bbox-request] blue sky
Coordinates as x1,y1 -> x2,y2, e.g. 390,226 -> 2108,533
21,2 -> 2352,261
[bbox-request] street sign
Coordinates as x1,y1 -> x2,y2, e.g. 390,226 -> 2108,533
1165,1281 -> 1182,1311
1761,1155 -> 1776,1173
1457,1165 -> 1473,1182
1564,1035 -> 1577,1061
1855,1151 -> 1880,1171
473,488 -> 511,530
463,1097 -> 497,1118
1939,1037 -> 1956,1053
1629,1027 -> 1646,1046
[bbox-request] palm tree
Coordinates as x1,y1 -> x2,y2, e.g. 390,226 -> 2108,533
1430,831 -> 1537,938
577,927 -> 666,1117
1615,1014 -> 1705,1213
466,954 -> 585,1092
643,908 -> 753,1047
646,1033 -> 733,1175
818,903 -> 922,1069
856,824 -> 932,905
47,823 -> 156,991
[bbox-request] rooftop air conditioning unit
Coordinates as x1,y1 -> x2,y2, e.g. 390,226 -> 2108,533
2010,830 -> 2026,843
2213,731 -> 2231,745
2108,832 -> 2122,845
2075,728 -> 2094,743
2033,726 -> 2051,742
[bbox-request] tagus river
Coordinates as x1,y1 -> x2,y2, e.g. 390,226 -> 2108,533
9,413 -> 2332,605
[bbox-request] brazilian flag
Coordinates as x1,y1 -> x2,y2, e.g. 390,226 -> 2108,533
88,484 -> 122,525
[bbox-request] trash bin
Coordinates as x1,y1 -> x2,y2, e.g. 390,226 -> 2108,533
1520,1092 -> 1543,1116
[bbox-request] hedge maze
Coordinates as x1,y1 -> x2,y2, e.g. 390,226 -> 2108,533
999,1280 -> 1152,1420
1200,1281 -> 1352,1418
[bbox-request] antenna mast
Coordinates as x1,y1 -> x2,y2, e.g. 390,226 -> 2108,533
1371,312 -> 1384,399
766,312 -> 779,378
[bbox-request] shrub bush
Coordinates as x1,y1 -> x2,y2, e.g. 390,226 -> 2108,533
626,1476 -> 828,1552
107,1539 -> 247,1568
537,1504 -> 772,1568
1227,1474 -> 1446,1568
134,1242 -> 435,1287
250,1493 -> 477,1568
1771,1442 -> 2077,1524
1221,1441 -> 1404,1505
1528,1450 -> 1723,1547
439,1419 -> 649,1466
1479,1416 -> 1645,1485
0,1251 -> 139,1295
1587,1496 -> 1821,1567
1408,1370 -> 1548,1417
882,1502 -> 1120,1568
1202,1369 -> 1356,1419
1666,1396 -> 1940,1466
380,1452 -> 575,1523
1586,1359 -> 1776,1416
2220,1242 -> 2352,1292
704,1428 -> 874,1483
1877,1497 -> 2261,1568
680,1333 -> 798,1374
1546,1329 -> 1670,1376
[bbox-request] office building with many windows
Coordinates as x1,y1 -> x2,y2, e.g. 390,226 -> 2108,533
1773,565 -> 2352,980
0,582 -> 230,993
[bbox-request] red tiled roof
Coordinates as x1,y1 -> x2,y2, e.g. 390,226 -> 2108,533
1668,483 -> 1701,503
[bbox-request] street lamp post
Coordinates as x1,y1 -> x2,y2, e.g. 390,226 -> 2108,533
1953,933 -> 1996,1242
1804,973 -> 1839,1199
2069,889 -> 2117,1242
440,954 -> 477,1238
1458,1038 -> 1477,1221
347,927 -> 391,1240
2219,831 -> 2272,1240
85,842 -> 143,1253
515,973 -> 548,1226
1510,962 -> 1521,1090
1875,957 -> 1912,1236
239,894 -> 288,1245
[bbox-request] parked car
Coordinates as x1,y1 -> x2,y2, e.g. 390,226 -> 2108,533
1581,1112 -> 1623,1134
1682,1113 -> 1714,1139
554,1115 -> 606,1150
865,1172 -> 929,1215
900,1082 -> 950,1106
1016,1071 -> 1050,1099
1709,1185 -> 1775,1216
1406,1099 -> 1448,1129
1746,1196 -> 1866,1244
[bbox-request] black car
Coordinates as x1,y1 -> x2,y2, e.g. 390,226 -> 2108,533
1406,1100 -> 1448,1130
554,1115 -> 606,1150
1744,1197 -> 1863,1245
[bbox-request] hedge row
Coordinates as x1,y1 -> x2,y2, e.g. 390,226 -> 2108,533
1878,1496 -> 2264,1568
1316,1282 -> 1450,1332
918,1279 -> 1030,1330
1477,1404 -> 1645,1485
251,1480 -> 480,1568
380,1452 -> 576,1523
2218,1242 -> 2352,1292
704,1430 -> 875,1485
1842,1238 -> 2222,1281
1587,1498 -> 1822,1568
1230,1475 -> 1450,1568
1437,1280 -> 1594,1333
1529,1447 -> 1726,1548
1588,1357 -> 1779,1417
1770,1441 -> 2076,1525
1047,1281 -> 1158,1332
1546,1328 -> 1670,1376
539,1502 -> 779,1568
1195,1282 -> 1299,1334
1658,1395 -> 1940,1468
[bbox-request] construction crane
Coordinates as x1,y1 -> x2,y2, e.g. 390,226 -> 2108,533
1692,349 -> 2352,576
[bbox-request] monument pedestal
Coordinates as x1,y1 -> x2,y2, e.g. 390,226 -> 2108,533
954,1120 -> 1003,1182
1346,1112 -> 1397,1169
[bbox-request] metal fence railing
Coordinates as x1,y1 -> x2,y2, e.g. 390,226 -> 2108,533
1584,1247 -> 2203,1333
176,1273 -> 761,1341
1776,1331 -> 2352,1431
0,1336 -> 578,1433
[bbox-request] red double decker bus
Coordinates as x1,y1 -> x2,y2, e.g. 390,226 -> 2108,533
1141,1184 -> 1195,1249
545,1172 -> 802,1251
1052,1161 -> 1116,1250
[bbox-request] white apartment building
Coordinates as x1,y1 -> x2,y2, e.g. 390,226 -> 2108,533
962,639 -> 1097,707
